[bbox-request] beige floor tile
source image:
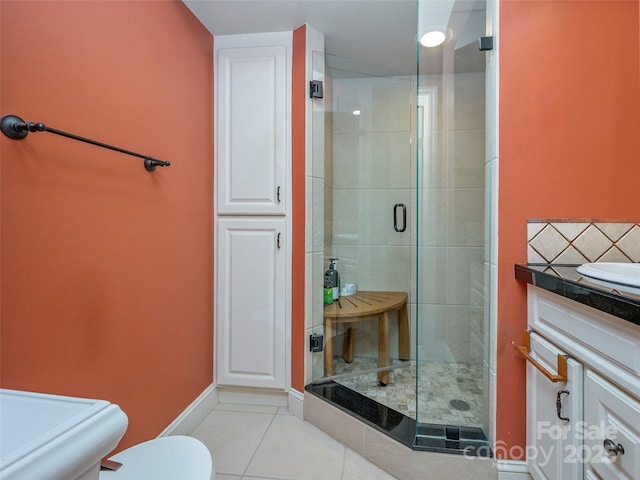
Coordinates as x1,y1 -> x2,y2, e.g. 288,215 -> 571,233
304,393 -> 365,457
245,414 -> 346,480
191,410 -> 273,476
342,448 -> 397,480
215,475 -> 241,480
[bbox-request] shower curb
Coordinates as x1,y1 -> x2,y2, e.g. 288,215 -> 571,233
304,387 -> 497,480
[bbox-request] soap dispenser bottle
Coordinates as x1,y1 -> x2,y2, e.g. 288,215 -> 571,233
325,258 -> 341,301
323,276 -> 333,305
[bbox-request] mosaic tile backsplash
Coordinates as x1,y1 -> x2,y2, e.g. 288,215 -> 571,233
527,220 -> 640,264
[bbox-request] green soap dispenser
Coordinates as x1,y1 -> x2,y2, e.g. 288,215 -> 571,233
323,276 -> 333,305
325,258 -> 341,301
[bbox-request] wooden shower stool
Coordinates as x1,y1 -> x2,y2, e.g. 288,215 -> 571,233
323,291 -> 409,386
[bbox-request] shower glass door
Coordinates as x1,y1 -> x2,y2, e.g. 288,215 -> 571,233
414,0 -> 490,447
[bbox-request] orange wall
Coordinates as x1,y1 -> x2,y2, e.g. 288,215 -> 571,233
498,0 -> 640,457
291,25 -> 307,392
0,0 -> 214,452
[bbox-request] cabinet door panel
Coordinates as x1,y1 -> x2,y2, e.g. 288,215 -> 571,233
217,43 -> 287,215
584,370 -> 640,480
527,332 -> 584,480
217,218 -> 286,389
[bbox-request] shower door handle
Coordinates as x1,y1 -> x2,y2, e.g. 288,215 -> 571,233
393,203 -> 406,232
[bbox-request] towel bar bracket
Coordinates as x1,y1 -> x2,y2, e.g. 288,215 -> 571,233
1,115 -> 32,139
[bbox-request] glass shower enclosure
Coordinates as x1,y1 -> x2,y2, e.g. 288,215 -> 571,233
307,0 -> 491,455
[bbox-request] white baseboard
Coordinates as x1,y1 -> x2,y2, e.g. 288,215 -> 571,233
158,383 -> 218,437
217,385 -> 288,407
288,388 -> 304,419
497,460 -> 531,480
157,385 -> 304,439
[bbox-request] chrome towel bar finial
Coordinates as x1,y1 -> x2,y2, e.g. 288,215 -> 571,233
0,114 -> 170,172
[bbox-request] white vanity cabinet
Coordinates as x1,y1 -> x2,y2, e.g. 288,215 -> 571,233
526,286 -> 640,480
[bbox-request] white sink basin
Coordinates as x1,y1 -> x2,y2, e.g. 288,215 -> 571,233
0,389 -> 128,480
577,262 -> 640,294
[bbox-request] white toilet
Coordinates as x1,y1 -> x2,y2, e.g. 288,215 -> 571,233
99,436 -> 214,480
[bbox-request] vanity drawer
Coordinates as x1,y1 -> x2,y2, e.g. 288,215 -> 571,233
529,287 -> 640,397
584,370 -> 640,480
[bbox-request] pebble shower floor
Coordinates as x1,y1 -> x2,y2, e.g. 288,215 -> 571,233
331,357 -> 485,428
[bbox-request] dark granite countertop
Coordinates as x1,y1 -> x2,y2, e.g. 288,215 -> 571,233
515,264 -> 640,326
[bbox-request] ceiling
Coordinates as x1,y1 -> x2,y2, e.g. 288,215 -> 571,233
182,0 -> 486,76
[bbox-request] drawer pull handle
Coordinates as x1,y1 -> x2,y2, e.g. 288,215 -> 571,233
515,330 -> 568,383
603,439 -> 625,456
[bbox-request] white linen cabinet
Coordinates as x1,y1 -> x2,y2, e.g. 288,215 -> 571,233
214,32 -> 291,390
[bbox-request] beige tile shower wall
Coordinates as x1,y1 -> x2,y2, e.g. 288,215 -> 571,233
415,71 -> 486,366
330,75 -> 414,359
527,220 -> 640,264
330,70 -> 487,367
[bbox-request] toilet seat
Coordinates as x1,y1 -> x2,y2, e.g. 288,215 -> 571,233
99,436 -> 214,480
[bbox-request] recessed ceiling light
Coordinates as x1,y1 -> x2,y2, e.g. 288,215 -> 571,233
352,110 -> 361,116
420,30 -> 446,48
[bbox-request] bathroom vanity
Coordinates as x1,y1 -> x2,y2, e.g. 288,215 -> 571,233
515,264 -> 640,480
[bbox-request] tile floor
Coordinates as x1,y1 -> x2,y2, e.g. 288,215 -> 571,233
191,402 -> 398,480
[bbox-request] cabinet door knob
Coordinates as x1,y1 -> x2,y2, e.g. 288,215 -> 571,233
277,232 -> 281,249
603,438 -> 625,456
277,186 -> 281,203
